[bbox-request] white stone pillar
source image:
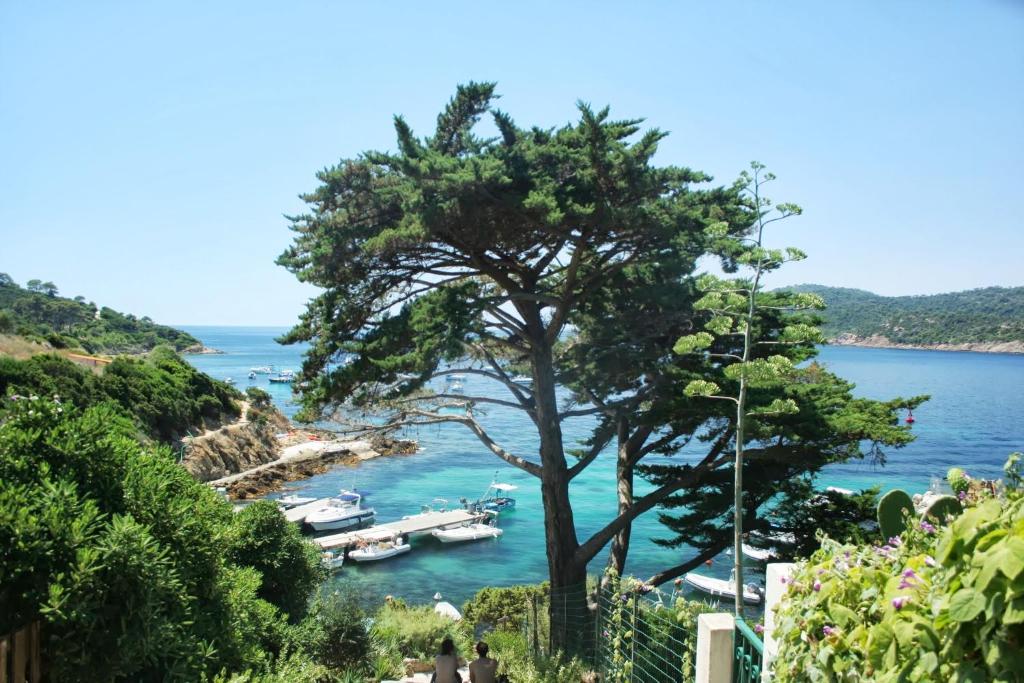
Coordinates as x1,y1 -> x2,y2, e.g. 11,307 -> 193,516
762,562 -> 796,682
695,612 -> 734,683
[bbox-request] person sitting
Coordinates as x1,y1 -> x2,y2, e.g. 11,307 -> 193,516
469,641 -> 498,683
431,637 -> 460,683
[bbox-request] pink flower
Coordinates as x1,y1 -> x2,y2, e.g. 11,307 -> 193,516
891,596 -> 910,610
754,624 -> 764,634
888,537 -> 902,547
822,625 -> 837,636
925,555 -> 937,568
813,580 -> 822,592
920,520 -> 936,534
780,577 -> 788,584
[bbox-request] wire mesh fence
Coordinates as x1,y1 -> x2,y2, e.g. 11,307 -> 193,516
523,580 -> 705,682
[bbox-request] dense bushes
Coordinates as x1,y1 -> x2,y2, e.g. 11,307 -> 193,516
773,455 -> 1024,682
0,346 -> 239,442
0,396 -> 324,681
463,583 -> 549,631
371,602 -> 472,660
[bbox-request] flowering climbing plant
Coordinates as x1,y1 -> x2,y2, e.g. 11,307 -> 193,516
772,454 -> 1024,682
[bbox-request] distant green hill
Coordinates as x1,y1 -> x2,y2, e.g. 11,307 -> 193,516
0,273 -> 199,354
785,284 -> 1024,346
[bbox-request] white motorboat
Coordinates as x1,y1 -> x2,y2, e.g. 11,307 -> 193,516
248,371 -> 257,380
268,374 -> 293,384
447,380 -> 465,394
510,375 -> 532,386
250,365 -> 274,374
321,550 -> 345,571
740,543 -> 775,562
304,491 -> 375,531
432,522 -> 503,544
349,539 -> 411,562
277,494 -> 317,508
445,374 -> 466,382
684,569 -> 763,605
224,377 -> 235,385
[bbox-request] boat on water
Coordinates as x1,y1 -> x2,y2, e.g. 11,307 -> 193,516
250,365 -> 274,374
432,521 -> 503,544
268,372 -> 294,384
277,494 -> 318,508
321,549 -> 345,571
304,491 -> 375,531
349,538 -> 411,562
509,375 -> 532,386
224,377 -> 236,385
684,569 -> 764,605
470,476 -> 517,513
447,380 -> 465,394
740,543 -> 776,562
248,371 -> 257,380
445,374 -> 466,382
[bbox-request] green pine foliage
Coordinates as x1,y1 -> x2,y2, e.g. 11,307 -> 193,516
0,346 -> 239,443
787,284 -> 1024,345
0,396 -> 325,680
0,274 -> 198,354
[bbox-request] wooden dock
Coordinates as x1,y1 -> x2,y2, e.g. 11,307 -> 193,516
315,509 -> 483,550
283,498 -> 331,523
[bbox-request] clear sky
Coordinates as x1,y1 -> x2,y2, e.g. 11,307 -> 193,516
2,2 -> 1022,326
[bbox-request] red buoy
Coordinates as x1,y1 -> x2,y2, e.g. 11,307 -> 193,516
905,410 -> 915,425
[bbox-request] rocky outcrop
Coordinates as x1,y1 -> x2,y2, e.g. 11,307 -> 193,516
830,333 -> 1024,354
181,421 -> 282,482
182,344 -> 224,355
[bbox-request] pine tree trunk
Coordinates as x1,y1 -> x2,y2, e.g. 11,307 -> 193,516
530,338 -> 585,652
605,418 -> 633,581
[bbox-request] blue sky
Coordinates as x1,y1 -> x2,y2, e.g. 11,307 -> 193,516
1,2 -> 1022,326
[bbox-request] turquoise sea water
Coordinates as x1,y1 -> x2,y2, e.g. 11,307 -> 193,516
181,327 -> 1024,606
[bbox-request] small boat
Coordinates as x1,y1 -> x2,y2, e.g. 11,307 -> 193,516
349,538 -> 411,562
740,543 -> 775,562
432,522 -> 503,543
304,491 -> 375,531
224,377 -> 235,385
510,375 -> 532,386
448,380 -> 465,394
321,550 -> 345,571
470,475 -> 518,513
268,374 -> 293,384
250,366 -> 274,374
445,374 -> 466,382
684,569 -> 763,605
248,371 -> 257,380
277,494 -> 317,508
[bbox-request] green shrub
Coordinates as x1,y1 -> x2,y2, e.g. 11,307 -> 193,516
371,603 -> 470,660
295,592 -> 372,673
773,455 -> 1024,682
946,467 -> 970,495
463,582 -> 549,631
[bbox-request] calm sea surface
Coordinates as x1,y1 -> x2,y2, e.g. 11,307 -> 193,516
181,327 -> 1024,605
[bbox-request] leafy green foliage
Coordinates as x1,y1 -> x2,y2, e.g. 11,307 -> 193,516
0,346 -> 239,442
227,501 -> 325,621
293,592 -> 372,673
0,396 -> 324,680
462,583 -> 550,632
371,602 -> 471,660
0,276 -> 199,353
785,284 -> 1024,345
774,456 -> 1024,682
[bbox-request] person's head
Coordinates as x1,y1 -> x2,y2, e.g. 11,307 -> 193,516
476,641 -> 489,658
440,638 -> 455,656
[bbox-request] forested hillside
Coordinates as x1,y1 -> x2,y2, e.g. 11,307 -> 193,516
0,273 -> 198,354
787,285 -> 1024,346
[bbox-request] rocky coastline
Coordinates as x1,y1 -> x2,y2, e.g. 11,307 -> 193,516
182,343 -> 225,355
829,333 -> 1024,355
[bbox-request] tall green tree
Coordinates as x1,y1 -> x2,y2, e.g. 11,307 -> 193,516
278,83 -> 748,623
668,163 -> 923,614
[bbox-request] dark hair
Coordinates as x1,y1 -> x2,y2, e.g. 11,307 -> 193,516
440,637 -> 455,656
476,641 -> 489,657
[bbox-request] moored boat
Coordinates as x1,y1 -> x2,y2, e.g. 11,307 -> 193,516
349,538 -> 411,562
304,491 -> 375,531
470,476 -> 517,514
683,569 -> 763,605
321,549 -> 345,571
432,522 -> 503,544
278,494 -> 318,508
250,365 -> 274,374
740,543 -> 775,562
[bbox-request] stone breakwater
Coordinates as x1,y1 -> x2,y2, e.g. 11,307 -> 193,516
829,333 -> 1024,355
